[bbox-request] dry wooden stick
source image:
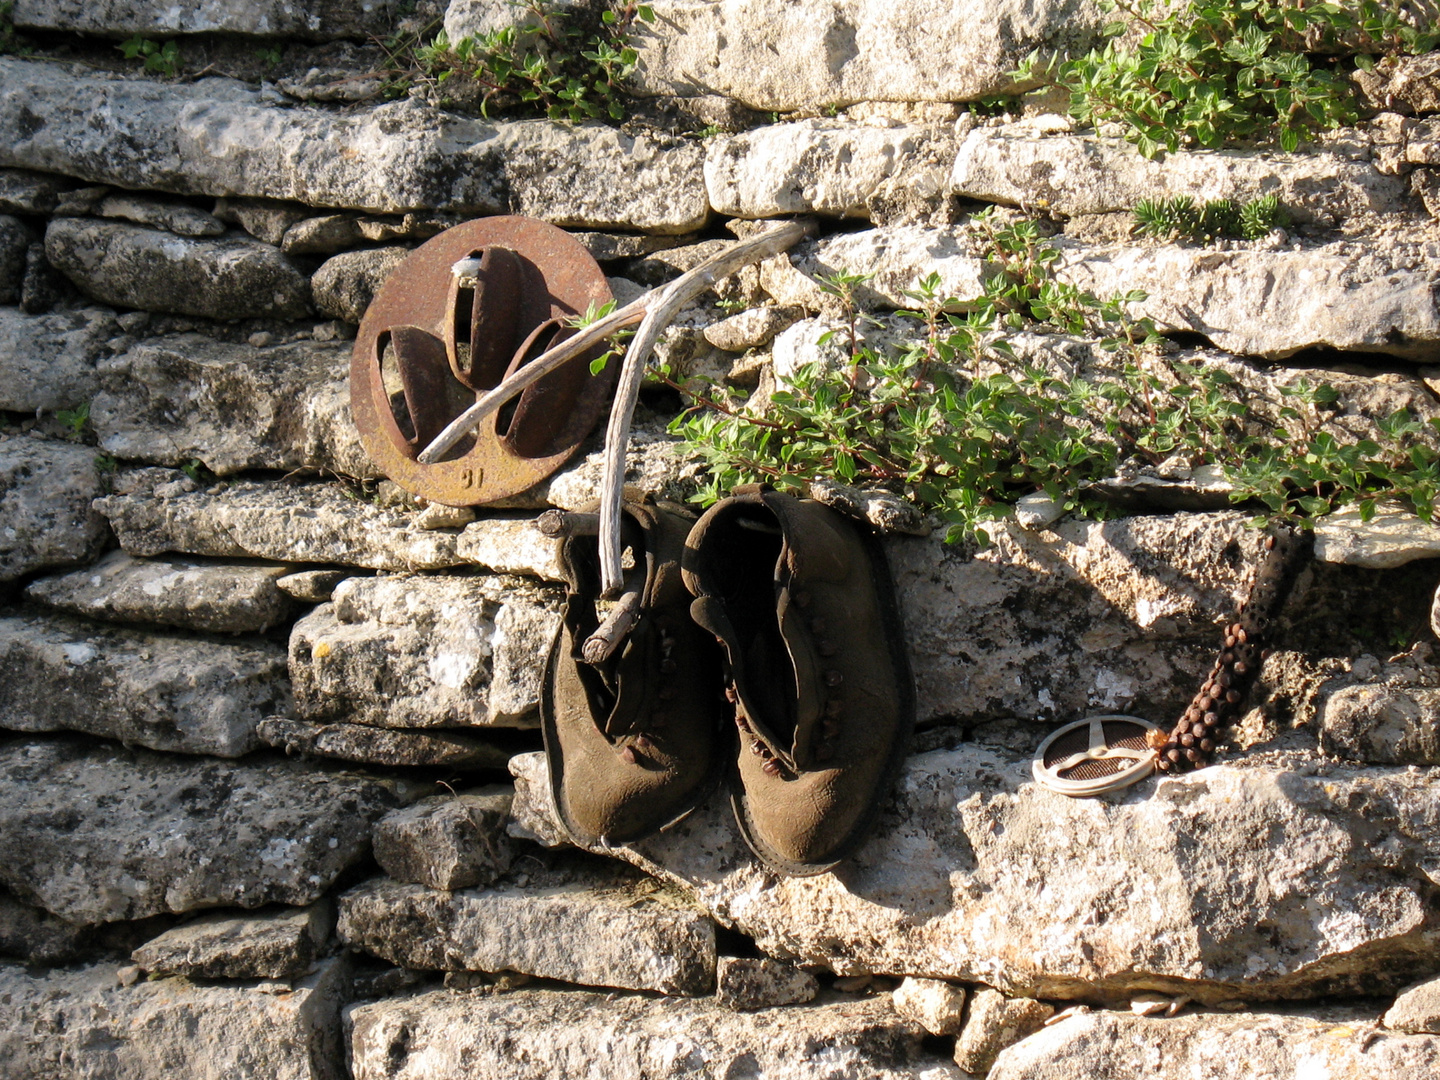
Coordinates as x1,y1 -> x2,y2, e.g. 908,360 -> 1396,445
537,509 -> 600,539
581,569 -> 645,664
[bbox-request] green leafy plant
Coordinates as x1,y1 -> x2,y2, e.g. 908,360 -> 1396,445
118,35 -> 182,78
55,402 -> 90,437
1133,193 -> 1291,241
180,458 -> 217,484
1015,0 -> 1439,157
670,220 -> 1440,543
412,0 -> 654,121
255,46 -> 283,70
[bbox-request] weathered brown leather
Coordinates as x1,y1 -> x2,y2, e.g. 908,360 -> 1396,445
683,486 -> 914,875
541,496 -> 725,845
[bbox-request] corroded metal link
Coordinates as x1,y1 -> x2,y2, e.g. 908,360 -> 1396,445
1155,525 -> 1311,773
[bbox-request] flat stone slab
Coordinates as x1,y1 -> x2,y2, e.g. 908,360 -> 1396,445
951,129 -> 1406,224
0,304 -> 119,412
1387,974 -> 1440,1034
706,119 -> 953,219
715,956 -> 819,1011
1319,684 -> 1440,764
0,957 -> 350,1080
372,789 -> 515,891
97,192 -> 226,237
347,985 -> 955,1080
1053,237 -> 1440,361
0,58 -> 708,232
510,747 -> 1440,1003
989,1007 -> 1440,1080
132,902 -> 331,981
338,870 -> 716,995
1313,504 -> 1440,568
0,739 -> 413,923
258,717 -> 516,769
628,0 -> 1108,111
24,551 -> 295,633
289,572 -> 561,729
95,474 -> 565,578
46,218 -> 311,320
91,333 -> 369,478
0,435 -> 111,582
0,610 -> 288,757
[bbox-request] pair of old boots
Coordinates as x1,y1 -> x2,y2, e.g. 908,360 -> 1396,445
540,485 -> 914,876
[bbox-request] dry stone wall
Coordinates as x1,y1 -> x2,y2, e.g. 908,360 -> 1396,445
3,4 -> 1440,1080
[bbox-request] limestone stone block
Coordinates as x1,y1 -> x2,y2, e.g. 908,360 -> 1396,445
132,902 -> 332,981
893,977 -> 967,1036
628,0 -> 1109,111
1387,974 -> 1440,1034
790,225 -> 990,311
0,739 -> 413,923
96,193 -> 226,237
1319,684 -> 1440,764
281,213 -> 365,254
258,717 -> 516,770
90,333 -> 370,477
715,957 -> 819,1010
214,196 -> 313,245
288,573 -> 561,729
95,474 -> 564,576
0,304 -> 119,412
954,989 -> 1054,1074
951,130 -> 1406,224
44,217 -> 309,320
348,986 -> 953,1080
0,166 -> 72,214
10,0 -> 397,39
509,745 -> 1440,1003
337,871 -> 716,996
0,610 -> 288,756
705,120 -> 954,219
0,57 -> 707,232
0,436 -> 111,582
276,568 -> 348,602
372,789 -> 515,891
24,550 -> 295,633
0,957 -> 351,1080
310,246 -> 409,323
989,1007 -> 1440,1080
1052,237 -> 1440,361
1313,504 -> 1440,568
703,304 -> 803,351
0,889 -> 90,965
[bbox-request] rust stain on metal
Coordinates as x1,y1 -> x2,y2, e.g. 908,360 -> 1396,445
351,216 -> 615,506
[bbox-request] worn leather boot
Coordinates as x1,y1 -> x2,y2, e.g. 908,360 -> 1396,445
541,496 -> 725,846
682,485 -> 914,875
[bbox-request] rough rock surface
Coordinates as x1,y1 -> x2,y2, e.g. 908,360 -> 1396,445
892,976 -> 967,1036
372,789 -> 516,891
131,902 -> 332,981
310,246 -> 410,323
10,0 -> 397,39
0,957 -> 351,1080
91,333 -> 369,477
1387,974 -> 1440,1034
0,435 -> 111,582
347,985 -> 952,1080
0,166 -> 72,214
706,120 -> 953,219
715,956 -> 819,1011
0,610 -> 288,756
953,988 -> 1054,1074
0,59 -> 708,232
510,746 -> 1440,1002
288,572 -> 560,729
1319,684 -> 1440,764
96,193 -> 226,238
0,739 -> 411,923
988,1007 -> 1440,1080
0,889 -> 90,964
0,213 -> 27,303
791,225 -> 988,310
258,716 -> 517,769
96,473 -> 564,577
951,130 -> 1406,223
46,218 -> 312,320
0,304 -> 119,412
24,550 -> 295,633
1053,238 -> 1440,360
1312,504 -> 1440,568
629,0 -> 1107,110
338,871 -> 717,996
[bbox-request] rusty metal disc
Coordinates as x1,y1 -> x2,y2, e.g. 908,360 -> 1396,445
352,216 -> 615,506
